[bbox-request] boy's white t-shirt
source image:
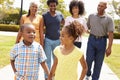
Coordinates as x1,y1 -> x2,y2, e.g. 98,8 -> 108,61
64,16 -> 88,42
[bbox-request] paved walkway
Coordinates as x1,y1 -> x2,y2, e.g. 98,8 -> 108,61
0,31 -> 120,80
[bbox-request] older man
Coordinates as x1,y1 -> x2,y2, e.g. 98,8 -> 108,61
86,1 -> 114,80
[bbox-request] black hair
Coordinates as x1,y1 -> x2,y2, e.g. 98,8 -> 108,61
27,10 -> 30,17
47,0 -> 58,5
69,0 -> 85,15
64,21 -> 84,41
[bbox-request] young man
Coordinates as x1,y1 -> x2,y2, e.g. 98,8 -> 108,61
86,1 -> 114,80
42,0 -> 64,79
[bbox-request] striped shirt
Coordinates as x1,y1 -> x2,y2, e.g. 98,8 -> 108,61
10,41 -> 47,79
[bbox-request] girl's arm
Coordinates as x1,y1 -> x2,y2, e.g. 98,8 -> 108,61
10,60 -> 17,73
41,61 -> 50,76
79,55 -> 88,80
48,56 -> 58,80
15,16 -> 24,43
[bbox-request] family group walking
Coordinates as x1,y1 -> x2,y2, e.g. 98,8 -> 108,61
10,0 -> 114,80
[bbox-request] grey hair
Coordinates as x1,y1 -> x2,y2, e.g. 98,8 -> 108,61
29,2 -> 39,9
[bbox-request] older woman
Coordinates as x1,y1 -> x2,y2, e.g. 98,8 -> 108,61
16,2 -> 44,46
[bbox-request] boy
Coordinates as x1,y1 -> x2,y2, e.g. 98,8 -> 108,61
10,23 -> 49,80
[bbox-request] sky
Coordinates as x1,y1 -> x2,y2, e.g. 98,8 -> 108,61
13,0 -> 119,18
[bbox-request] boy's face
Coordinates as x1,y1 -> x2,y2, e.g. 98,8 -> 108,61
22,25 -> 36,44
48,2 -> 57,12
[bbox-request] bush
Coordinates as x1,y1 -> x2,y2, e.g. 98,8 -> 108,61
114,32 -> 120,39
0,24 -> 19,32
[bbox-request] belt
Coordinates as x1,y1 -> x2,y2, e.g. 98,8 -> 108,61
90,34 -> 107,39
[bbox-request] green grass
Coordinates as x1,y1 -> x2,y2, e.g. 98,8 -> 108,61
0,35 -> 16,68
0,35 -> 120,79
105,44 -> 120,79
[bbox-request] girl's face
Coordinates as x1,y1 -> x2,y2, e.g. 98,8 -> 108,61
30,3 -> 38,14
22,25 -> 36,45
48,2 -> 57,12
72,6 -> 79,16
60,28 -> 73,45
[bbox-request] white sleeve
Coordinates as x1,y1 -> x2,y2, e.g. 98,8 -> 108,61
64,16 -> 71,26
82,18 -> 88,31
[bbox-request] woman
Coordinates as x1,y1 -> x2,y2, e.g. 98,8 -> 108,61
65,0 -> 88,48
16,2 -> 44,46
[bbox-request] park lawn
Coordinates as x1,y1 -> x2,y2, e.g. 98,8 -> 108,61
0,35 -> 16,68
0,35 -> 120,79
105,43 -> 120,79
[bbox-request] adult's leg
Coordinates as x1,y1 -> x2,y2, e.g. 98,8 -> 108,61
86,36 -> 96,77
44,38 -> 52,78
51,39 -> 60,60
92,38 -> 107,80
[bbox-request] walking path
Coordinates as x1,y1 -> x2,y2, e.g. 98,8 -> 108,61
0,31 -> 120,80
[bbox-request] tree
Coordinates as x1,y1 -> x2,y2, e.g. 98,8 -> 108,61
112,0 -> 120,32
0,0 -> 14,21
0,0 -> 14,4
108,0 -> 120,32
112,0 -> 120,18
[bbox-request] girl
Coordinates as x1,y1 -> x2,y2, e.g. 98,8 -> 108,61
65,0 -> 88,48
48,21 -> 88,80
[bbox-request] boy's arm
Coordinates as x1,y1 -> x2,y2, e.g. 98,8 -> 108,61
10,60 -> 17,73
79,55 -> 88,80
48,56 -> 58,80
41,61 -> 50,76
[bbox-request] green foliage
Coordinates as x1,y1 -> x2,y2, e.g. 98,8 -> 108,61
114,32 -> 120,39
105,44 -> 120,79
112,0 -> 120,17
114,19 -> 120,32
0,24 -> 19,32
0,13 -> 19,24
0,35 -> 16,68
0,0 -> 14,4
0,7 -> 20,24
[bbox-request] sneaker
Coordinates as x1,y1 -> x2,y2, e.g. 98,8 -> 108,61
85,76 -> 90,80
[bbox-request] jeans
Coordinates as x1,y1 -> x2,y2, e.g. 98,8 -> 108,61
44,37 -> 60,78
86,35 -> 107,80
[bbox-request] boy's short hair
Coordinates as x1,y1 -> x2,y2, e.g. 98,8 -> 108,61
20,23 -> 34,32
47,0 -> 58,5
